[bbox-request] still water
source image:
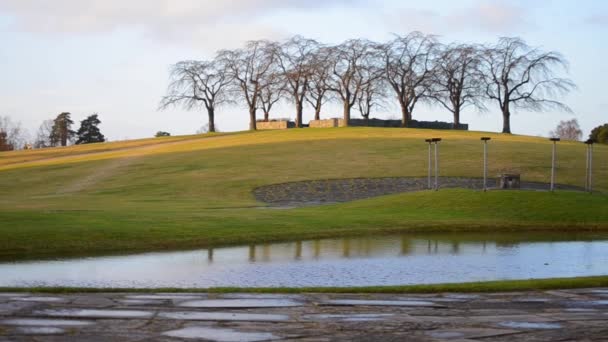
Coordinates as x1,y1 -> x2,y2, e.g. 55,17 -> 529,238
1,232 -> 607,288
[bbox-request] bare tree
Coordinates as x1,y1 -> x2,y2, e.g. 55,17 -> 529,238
258,71 -> 285,121
549,118 -> 583,141
480,37 -> 576,134
273,36 -> 320,127
0,116 -> 25,151
327,39 -> 376,125
159,59 -> 231,133
381,32 -> 438,127
34,119 -> 54,148
431,44 -> 485,127
356,56 -> 386,124
306,46 -> 333,121
218,40 -> 276,131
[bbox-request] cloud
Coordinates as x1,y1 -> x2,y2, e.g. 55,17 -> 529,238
585,14 -> 608,27
385,1 -> 529,35
447,1 -> 527,32
0,0 -> 353,47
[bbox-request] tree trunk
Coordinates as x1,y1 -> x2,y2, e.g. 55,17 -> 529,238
452,108 -> 460,129
363,114 -> 369,126
343,101 -> 350,127
249,107 -> 257,131
207,107 -> 216,133
295,100 -> 303,128
400,103 -> 410,128
264,111 -> 269,122
502,107 -> 511,134
314,98 -> 322,121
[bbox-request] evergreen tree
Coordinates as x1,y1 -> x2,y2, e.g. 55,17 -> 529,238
50,112 -> 75,146
0,131 -> 13,151
76,114 -> 106,145
589,124 -> 608,144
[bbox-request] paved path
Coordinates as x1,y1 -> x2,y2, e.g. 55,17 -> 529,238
1,289 -> 608,341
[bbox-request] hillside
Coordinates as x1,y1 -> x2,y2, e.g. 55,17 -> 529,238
1,127 -> 607,260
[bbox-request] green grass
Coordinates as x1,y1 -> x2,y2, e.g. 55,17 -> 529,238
1,276 -> 607,294
1,127 -> 607,261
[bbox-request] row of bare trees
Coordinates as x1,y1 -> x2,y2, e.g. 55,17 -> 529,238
160,33 -> 575,134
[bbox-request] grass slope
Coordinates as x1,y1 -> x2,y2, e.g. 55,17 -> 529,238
1,127 -> 607,260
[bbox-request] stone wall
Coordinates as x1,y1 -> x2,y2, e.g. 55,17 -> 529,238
347,118 -> 469,130
256,121 -> 295,130
308,118 -> 468,130
309,118 -> 346,128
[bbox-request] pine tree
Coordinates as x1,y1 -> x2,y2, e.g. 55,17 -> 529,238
76,114 -> 106,145
50,112 -> 75,146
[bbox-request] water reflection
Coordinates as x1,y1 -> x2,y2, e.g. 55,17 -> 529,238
1,232 -> 607,288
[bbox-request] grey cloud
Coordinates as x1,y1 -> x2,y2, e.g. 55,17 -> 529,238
585,14 -> 608,27
385,1 -> 528,35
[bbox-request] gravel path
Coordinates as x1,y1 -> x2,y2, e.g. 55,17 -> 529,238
1,289 -> 607,341
253,177 -> 585,207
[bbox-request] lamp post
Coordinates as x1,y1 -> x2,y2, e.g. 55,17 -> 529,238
585,139 -> 594,193
432,138 -> 442,191
425,139 -> 433,189
481,137 -> 491,191
549,138 -> 560,192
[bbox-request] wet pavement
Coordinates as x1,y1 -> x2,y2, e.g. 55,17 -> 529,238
0,289 -> 607,341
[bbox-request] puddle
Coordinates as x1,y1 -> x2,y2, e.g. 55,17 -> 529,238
159,311 -> 290,322
37,309 -> 154,319
513,298 -> 551,303
179,299 -> 302,308
14,326 -> 65,335
304,313 -> 394,322
117,299 -> 165,305
162,326 -> 279,341
125,294 -> 204,300
219,294 -> 303,300
12,297 -> 66,302
2,232 -> 608,288
498,321 -> 562,329
322,299 -> 440,307
1,318 -> 93,326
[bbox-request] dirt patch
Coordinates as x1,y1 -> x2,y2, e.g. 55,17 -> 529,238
253,177 -> 585,206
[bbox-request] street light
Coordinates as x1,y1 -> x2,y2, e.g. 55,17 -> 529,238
585,139 -> 594,193
481,137 -> 491,191
425,139 -> 433,189
549,138 -> 560,191
432,138 -> 442,191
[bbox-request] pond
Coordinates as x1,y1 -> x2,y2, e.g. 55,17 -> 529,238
1,232 -> 607,288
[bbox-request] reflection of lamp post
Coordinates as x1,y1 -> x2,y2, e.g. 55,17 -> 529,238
481,137 -> 491,192
549,138 -> 560,191
425,139 -> 433,189
585,139 -> 594,193
432,138 -> 442,191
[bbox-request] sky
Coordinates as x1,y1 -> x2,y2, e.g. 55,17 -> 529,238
1,0 -> 607,141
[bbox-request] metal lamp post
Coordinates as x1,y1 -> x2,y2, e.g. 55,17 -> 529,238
432,138 -> 442,191
585,139 -> 594,193
425,139 -> 433,189
481,137 -> 491,191
549,138 -> 560,192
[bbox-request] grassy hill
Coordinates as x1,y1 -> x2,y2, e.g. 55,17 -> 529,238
1,127 -> 607,260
